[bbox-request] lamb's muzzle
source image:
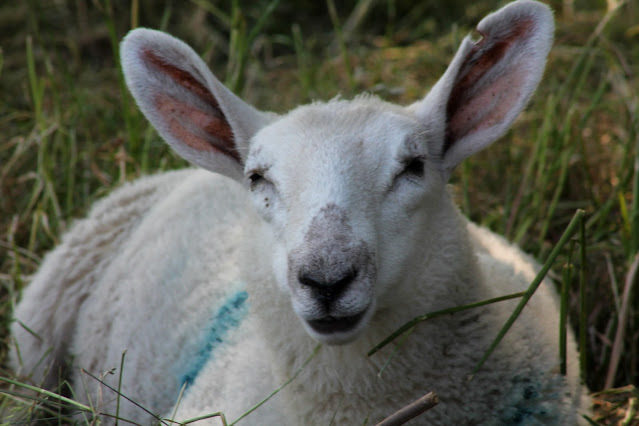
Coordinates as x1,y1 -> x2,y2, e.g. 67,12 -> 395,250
288,203 -> 377,344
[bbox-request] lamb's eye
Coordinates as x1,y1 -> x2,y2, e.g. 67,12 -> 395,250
401,157 -> 425,179
248,172 -> 266,190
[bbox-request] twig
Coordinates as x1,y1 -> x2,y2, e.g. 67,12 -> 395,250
375,392 -> 439,426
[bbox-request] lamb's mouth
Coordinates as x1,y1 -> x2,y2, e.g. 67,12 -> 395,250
306,310 -> 367,335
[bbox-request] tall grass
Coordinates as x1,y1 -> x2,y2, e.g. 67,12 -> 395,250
1,0 -> 637,423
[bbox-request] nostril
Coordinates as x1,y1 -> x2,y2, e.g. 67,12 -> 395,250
334,269 -> 357,290
298,269 -> 358,303
299,273 -> 322,289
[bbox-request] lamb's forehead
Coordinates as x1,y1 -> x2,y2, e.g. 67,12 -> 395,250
249,96 -> 422,167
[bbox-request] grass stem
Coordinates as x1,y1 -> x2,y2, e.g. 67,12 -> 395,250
473,209 -> 585,375
230,344 -> 321,425
368,292 -> 525,357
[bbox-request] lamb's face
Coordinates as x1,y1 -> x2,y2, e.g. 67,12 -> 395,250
245,98 -> 444,345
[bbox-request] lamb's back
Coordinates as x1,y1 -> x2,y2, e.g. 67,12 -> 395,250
10,169 -> 199,387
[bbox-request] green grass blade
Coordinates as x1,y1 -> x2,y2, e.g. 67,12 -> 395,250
230,344 -> 321,425
0,376 -> 92,412
631,119 -> 639,255
473,209 -> 585,375
560,239 -> 575,376
327,0 -> 354,90
179,411 -> 228,425
246,0 -> 280,44
80,368 -> 166,424
368,291 -> 525,357
104,0 -> 141,160
536,148 -> 572,255
25,36 -> 43,128
579,213 -> 588,382
377,325 -> 415,378
116,351 -> 127,426
292,23 -> 312,100
189,0 -> 231,28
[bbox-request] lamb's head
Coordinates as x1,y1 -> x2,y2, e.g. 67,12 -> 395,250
245,100 -> 447,343
121,0 -> 554,345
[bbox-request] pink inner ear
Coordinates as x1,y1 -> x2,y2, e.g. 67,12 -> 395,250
444,18 -> 534,152
448,65 -> 525,143
142,49 -> 240,163
155,94 -> 239,161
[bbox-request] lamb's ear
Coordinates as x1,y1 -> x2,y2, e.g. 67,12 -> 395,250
120,28 -> 274,181
415,0 -> 554,176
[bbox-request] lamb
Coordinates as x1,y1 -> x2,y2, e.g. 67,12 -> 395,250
10,1 -> 589,424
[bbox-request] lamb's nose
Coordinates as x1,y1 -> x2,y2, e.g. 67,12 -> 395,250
298,269 -> 358,306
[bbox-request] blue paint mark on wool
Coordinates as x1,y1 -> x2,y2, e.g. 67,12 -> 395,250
499,375 -> 558,424
179,291 -> 249,390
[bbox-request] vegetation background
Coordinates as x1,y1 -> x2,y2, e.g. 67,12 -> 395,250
0,0 -> 637,423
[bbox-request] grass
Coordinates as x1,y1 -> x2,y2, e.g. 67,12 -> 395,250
0,0 -> 638,423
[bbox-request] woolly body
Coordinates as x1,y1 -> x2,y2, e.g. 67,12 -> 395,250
12,166 -> 585,425
11,1 -> 588,424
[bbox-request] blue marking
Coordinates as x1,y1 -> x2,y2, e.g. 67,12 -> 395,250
179,291 -> 249,390
498,375 -> 557,424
